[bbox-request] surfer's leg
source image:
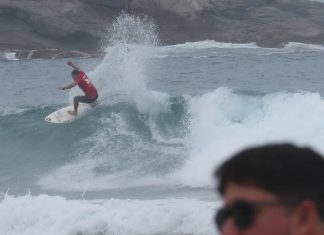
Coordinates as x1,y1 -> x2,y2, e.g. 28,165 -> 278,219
73,96 -> 81,114
78,95 -> 98,108
74,95 -> 95,112
70,95 -> 97,116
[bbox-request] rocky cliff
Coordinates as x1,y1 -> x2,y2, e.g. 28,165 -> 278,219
1,0 -> 324,54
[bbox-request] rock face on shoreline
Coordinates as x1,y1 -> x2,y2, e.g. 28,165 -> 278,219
1,0 -> 324,54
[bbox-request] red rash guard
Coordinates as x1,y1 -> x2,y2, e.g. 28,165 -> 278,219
73,71 -> 98,98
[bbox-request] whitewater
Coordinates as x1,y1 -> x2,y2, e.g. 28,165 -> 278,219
2,14 -> 324,235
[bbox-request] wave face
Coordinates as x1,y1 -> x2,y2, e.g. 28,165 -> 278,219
39,99 -> 188,191
2,89 -> 324,192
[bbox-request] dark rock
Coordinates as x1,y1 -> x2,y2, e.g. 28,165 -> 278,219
1,0 -> 324,55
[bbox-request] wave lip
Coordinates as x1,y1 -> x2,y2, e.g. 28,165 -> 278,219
172,88 -> 324,187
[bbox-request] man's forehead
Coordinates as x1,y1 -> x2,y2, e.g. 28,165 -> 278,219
223,183 -> 278,204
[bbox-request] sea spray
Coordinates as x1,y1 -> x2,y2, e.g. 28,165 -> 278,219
106,12 -> 159,46
40,14 -> 187,191
73,13 -> 166,114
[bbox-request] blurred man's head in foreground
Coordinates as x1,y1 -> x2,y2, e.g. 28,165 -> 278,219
215,144 -> 324,235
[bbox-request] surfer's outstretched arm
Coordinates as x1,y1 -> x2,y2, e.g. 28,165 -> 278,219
58,81 -> 77,90
67,61 -> 82,72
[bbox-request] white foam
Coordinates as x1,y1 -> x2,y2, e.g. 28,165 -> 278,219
0,194 -> 217,235
0,106 -> 28,117
310,0 -> 324,3
172,88 -> 324,187
284,42 -> 324,51
0,52 -> 19,61
162,40 -> 259,51
157,41 -> 324,58
38,156 -> 170,191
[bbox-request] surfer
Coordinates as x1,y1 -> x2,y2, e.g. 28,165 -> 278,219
58,61 -> 98,116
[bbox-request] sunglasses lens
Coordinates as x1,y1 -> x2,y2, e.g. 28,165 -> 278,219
215,201 -> 255,231
215,208 -> 229,230
232,201 -> 254,229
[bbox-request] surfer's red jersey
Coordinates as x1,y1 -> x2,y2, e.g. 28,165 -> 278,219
73,71 -> 98,99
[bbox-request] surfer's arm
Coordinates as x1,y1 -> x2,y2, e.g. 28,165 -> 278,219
58,81 -> 77,90
67,61 -> 82,72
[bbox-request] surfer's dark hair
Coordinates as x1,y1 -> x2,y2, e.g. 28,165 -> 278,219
71,70 -> 80,77
215,143 -> 324,218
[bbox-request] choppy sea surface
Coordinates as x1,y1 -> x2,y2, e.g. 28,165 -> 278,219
2,15 -> 324,235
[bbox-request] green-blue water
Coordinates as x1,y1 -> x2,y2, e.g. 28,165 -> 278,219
2,15 -> 324,235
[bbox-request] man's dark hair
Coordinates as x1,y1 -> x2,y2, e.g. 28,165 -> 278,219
215,143 -> 324,218
71,70 -> 80,77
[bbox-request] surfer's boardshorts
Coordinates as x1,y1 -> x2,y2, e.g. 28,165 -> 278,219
74,94 -> 98,104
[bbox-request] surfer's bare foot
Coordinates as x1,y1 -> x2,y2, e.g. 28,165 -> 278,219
68,110 -> 77,116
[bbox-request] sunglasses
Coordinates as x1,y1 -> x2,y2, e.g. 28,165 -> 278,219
215,199 -> 300,231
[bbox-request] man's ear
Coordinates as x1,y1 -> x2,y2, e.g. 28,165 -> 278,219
290,200 -> 319,235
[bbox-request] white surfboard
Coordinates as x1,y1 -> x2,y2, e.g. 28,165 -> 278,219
45,103 -> 96,124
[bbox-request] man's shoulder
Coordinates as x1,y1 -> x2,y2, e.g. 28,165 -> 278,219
75,71 -> 87,80
81,71 -> 90,79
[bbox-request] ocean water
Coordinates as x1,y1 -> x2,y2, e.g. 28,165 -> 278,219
2,14 -> 324,235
